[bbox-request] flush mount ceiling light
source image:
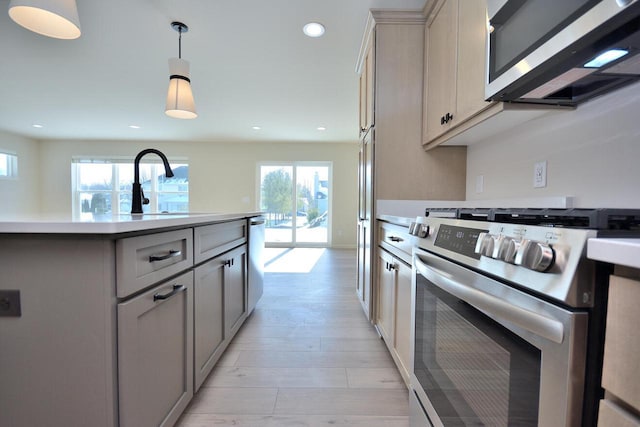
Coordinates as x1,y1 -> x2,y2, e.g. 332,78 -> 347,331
165,21 -> 197,119
8,0 -> 81,39
303,22 -> 325,38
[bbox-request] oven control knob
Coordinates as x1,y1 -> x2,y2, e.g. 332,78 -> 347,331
498,238 -> 522,264
475,232 -> 495,257
475,233 -> 503,258
515,240 -> 555,272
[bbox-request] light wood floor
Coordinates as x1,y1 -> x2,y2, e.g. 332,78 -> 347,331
176,248 -> 409,427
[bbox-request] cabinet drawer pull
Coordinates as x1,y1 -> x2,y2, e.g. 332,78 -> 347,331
223,259 -> 233,267
149,249 -> 182,262
389,236 -> 403,242
153,284 -> 186,301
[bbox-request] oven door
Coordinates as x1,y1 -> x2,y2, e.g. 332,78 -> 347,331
410,249 -> 588,427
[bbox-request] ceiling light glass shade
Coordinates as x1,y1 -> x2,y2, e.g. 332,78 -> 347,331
303,22 -> 325,37
165,58 -> 197,119
8,0 -> 81,39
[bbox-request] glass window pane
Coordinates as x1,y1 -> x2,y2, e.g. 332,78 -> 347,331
138,164 -> 153,192
0,153 -> 7,176
158,164 -> 188,192
119,192 -> 132,214
296,166 -> 329,244
81,191 -> 112,214
77,163 -> 112,191
158,193 -> 189,213
261,166 -> 293,244
117,163 -> 134,192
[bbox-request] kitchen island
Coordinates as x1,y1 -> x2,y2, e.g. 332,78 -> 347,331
0,212 -> 262,427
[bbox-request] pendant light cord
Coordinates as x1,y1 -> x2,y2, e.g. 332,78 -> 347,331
178,27 -> 182,59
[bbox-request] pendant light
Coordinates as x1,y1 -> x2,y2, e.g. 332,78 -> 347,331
8,0 -> 81,39
165,21 -> 197,119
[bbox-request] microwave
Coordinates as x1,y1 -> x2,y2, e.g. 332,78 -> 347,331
485,0 -> 640,105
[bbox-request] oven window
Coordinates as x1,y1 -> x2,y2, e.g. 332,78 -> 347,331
414,274 -> 541,426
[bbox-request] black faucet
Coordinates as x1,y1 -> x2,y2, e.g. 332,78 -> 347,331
131,149 -> 174,214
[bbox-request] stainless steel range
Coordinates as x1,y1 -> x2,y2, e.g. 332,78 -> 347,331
409,209 -> 640,427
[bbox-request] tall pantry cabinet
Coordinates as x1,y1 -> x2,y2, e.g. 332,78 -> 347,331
355,10 -> 466,321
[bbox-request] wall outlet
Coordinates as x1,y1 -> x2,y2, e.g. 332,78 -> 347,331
475,175 -> 484,193
533,161 -> 547,188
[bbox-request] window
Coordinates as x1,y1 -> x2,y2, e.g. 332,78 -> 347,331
0,151 -> 18,179
259,162 -> 331,247
72,158 -> 188,217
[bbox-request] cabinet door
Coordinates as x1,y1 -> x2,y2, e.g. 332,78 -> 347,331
394,259 -> 412,380
601,275 -> 640,411
357,131 -> 374,321
377,249 -> 396,344
455,0 -> 491,125
359,39 -> 375,136
224,244 -> 248,338
118,271 -> 194,427
194,256 -> 225,391
424,0 -> 458,142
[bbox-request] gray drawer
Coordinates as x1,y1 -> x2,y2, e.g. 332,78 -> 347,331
194,220 -> 247,264
116,229 -> 193,298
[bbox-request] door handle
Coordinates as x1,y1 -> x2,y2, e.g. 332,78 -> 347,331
149,249 -> 182,262
153,284 -> 186,302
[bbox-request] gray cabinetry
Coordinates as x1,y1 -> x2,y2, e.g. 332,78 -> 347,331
117,271 -> 194,427
0,215 -> 255,427
194,221 -> 248,392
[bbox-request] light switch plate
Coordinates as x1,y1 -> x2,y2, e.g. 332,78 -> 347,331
476,175 -> 484,193
534,161 -> 547,188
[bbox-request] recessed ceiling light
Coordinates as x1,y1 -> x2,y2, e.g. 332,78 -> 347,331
252,126 -> 261,130
129,125 -> 141,129
317,126 -> 326,131
32,124 -> 43,128
303,22 -> 325,38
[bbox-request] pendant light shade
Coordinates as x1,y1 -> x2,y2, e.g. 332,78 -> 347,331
165,58 -> 197,119
8,0 -> 81,39
164,22 -> 197,119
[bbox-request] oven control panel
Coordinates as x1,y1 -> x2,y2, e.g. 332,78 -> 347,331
415,216 -> 599,308
433,224 -> 485,260
475,232 -> 555,272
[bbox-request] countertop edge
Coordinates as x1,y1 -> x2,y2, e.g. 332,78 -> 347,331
0,212 -> 263,235
587,238 -> 640,269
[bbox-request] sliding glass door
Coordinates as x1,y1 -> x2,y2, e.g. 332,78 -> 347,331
259,163 -> 331,247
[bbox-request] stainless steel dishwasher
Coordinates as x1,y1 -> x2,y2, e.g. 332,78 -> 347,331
248,216 -> 265,314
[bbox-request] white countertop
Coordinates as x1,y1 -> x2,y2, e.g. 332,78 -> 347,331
0,212 -> 263,235
588,238 -> 640,269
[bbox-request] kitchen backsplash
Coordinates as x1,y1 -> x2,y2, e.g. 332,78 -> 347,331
466,80 -> 640,208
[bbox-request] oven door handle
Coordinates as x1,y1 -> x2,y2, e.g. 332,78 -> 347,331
414,252 -> 564,344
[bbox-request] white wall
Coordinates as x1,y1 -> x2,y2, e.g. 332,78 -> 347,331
36,139 -> 358,248
0,130 -> 40,218
466,81 -> 640,208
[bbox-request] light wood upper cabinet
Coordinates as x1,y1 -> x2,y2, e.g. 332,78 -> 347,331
424,0 -> 458,141
456,0 -> 491,123
424,0 -> 492,145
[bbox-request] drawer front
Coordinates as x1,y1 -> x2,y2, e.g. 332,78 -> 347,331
116,229 -> 193,298
194,220 -> 247,264
602,275 -> 640,411
379,222 -> 414,259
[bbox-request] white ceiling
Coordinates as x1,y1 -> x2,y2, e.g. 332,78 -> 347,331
0,0 -> 426,144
